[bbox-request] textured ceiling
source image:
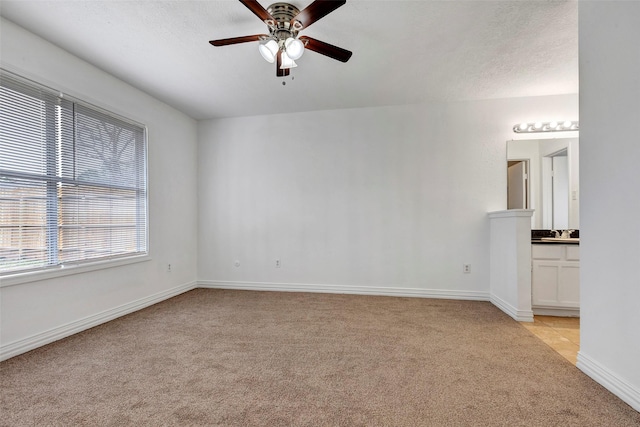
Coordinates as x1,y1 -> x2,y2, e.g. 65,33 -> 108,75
0,0 -> 578,120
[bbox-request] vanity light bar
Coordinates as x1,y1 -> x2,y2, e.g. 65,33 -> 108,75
513,120 -> 579,133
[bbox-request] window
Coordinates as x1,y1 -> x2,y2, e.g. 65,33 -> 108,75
0,70 -> 147,275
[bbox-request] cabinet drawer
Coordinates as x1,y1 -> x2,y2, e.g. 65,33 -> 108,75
566,245 -> 580,261
532,244 -> 563,260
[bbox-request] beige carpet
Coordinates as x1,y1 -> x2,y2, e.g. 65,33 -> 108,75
1,289 -> 639,426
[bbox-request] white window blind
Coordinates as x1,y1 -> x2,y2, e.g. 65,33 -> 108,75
0,70 -> 147,275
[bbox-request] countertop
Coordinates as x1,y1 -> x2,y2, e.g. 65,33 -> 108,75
531,238 -> 579,245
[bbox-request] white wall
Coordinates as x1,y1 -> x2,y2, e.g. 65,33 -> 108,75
198,95 -> 577,298
488,210 -> 534,322
0,18 -> 199,359
578,1 -> 640,411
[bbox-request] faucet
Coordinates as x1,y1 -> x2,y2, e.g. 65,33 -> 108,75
560,229 -> 575,239
551,230 -> 560,238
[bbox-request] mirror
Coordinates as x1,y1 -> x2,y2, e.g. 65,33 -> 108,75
507,137 -> 579,229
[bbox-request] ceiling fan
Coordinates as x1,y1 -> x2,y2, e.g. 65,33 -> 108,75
209,0 -> 352,77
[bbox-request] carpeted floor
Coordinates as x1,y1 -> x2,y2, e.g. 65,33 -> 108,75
1,289 -> 639,426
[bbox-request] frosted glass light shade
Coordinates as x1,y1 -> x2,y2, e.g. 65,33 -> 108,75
258,39 -> 279,63
285,37 -> 304,60
280,52 -> 298,69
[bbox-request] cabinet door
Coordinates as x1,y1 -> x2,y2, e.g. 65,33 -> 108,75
532,260 -> 580,308
532,260 -> 561,306
557,264 -> 580,306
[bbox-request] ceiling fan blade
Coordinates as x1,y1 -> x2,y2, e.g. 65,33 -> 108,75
291,0 -> 346,30
276,51 -> 291,77
299,36 -> 352,62
209,34 -> 267,46
239,0 -> 276,24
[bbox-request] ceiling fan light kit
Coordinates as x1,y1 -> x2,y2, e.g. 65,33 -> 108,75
258,39 -> 279,63
284,37 -> 304,60
280,52 -> 298,69
209,0 -> 352,77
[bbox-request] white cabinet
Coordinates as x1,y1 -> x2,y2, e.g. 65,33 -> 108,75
531,244 -> 580,315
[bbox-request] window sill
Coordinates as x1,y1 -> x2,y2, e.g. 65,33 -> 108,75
0,255 -> 151,288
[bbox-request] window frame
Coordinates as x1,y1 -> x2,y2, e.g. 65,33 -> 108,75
0,69 -> 150,284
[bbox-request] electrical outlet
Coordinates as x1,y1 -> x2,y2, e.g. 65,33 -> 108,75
275,259 -> 281,268
167,263 -> 172,272
463,264 -> 471,274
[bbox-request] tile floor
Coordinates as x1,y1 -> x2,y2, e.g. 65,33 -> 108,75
520,316 -> 580,365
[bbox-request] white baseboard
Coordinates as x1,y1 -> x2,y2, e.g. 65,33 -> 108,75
197,280 -> 490,301
0,281 -> 197,362
577,352 -> 640,412
490,294 -> 534,322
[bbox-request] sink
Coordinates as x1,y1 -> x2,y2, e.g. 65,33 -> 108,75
540,237 -> 580,243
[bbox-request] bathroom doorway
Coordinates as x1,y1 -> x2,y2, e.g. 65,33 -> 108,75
521,316 -> 580,365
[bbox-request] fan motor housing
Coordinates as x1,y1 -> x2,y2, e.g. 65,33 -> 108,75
267,3 -> 300,23
267,2 -> 301,39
